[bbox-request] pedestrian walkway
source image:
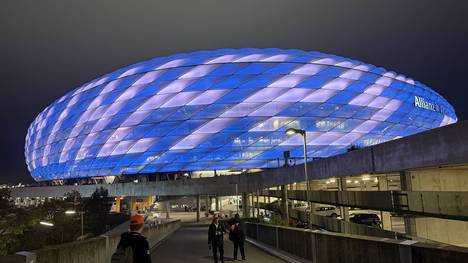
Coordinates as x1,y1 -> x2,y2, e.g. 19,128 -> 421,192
151,224 -> 286,263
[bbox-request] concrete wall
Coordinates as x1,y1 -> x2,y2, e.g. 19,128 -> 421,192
415,217 -> 468,248
11,121 -> 468,199
407,168 -> 468,248
3,220 -> 181,263
410,168 -> 468,191
245,222 -> 468,263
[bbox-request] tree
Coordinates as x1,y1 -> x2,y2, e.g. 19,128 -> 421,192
84,187 -> 112,234
0,188 -> 12,210
64,190 -> 82,211
0,207 -> 41,256
39,198 -> 67,221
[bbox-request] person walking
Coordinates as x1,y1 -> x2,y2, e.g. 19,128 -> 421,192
112,214 -> 152,263
208,214 -> 225,263
230,214 -> 246,261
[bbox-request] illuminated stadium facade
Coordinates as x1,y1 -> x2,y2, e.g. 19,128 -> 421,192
25,48 -> 457,182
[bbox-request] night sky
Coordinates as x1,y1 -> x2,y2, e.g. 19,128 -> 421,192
1,0 -> 467,184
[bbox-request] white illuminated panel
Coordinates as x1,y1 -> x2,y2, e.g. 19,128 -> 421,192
221,103 -> 263,118
364,84 -> 386,96
248,102 -> 292,117
322,78 -> 353,90
160,91 -> 202,108
134,71 -> 164,85
128,138 -> 158,153
250,117 -> 295,131
159,79 -> 194,94
353,120 -> 379,133
349,93 -> 376,106
206,55 -> 240,64
273,88 -> 313,102
340,69 -> 365,80
111,140 -> 136,155
268,75 -> 306,88
138,94 -> 172,110
292,64 -> 325,75
187,89 -> 230,105
311,132 -> 346,145
244,88 -> 289,103
194,118 -> 237,134
301,89 -> 339,103
107,127 -> 133,142
170,134 -> 211,150
179,65 -> 218,79
156,59 -> 186,70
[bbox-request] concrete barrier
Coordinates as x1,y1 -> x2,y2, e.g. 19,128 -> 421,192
245,222 -> 468,263
3,220 -> 181,263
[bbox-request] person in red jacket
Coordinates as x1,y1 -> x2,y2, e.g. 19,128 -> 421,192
116,214 -> 152,263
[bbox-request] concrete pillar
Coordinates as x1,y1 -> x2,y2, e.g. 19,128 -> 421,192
400,170 -> 416,235
250,193 -> 255,217
256,191 -> 260,218
378,175 -> 392,230
220,196 -> 224,214
205,196 -> 210,213
242,192 -> 249,217
338,177 -> 349,221
400,170 -> 412,191
196,195 -> 200,222
281,185 -> 289,225
16,251 -> 36,263
165,201 -> 171,219
215,195 -> 219,211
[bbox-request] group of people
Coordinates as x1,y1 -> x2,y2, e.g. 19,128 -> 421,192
208,213 -> 246,263
111,213 -> 247,263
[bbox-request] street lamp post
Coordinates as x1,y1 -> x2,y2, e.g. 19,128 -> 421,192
229,182 -> 239,215
235,183 -> 239,215
65,210 -> 84,236
285,128 -> 310,225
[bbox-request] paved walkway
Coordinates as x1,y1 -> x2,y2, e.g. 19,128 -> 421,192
151,224 -> 286,263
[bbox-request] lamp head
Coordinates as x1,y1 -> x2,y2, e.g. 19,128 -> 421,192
40,221 -> 54,227
285,128 -> 305,136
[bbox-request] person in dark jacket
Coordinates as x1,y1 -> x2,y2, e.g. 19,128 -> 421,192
230,214 -> 246,261
116,214 -> 152,263
208,214 -> 225,263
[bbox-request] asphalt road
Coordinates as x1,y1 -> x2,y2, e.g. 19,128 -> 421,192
151,224 -> 286,263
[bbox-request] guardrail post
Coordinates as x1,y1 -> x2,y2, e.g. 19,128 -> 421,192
398,241 -> 416,263
16,251 -> 36,263
275,226 -> 279,249
103,235 -> 110,261
310,231 -> 318,263
256,223 -> 259,241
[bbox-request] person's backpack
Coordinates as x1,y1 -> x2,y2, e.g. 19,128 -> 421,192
111,245 -> 133,263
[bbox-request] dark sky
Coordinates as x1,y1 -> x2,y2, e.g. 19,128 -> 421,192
1,0 -> 467,184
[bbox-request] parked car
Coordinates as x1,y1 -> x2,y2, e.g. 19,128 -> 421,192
313,205 -> 340,218
349,213 -> 381,228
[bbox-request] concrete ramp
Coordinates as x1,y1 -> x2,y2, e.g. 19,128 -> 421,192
151,224 -> 286,263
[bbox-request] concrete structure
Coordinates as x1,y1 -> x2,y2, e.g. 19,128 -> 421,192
0,220 -> 181,263
11,121 -> 468,249
245,222 -> 468,263
11,121 -> 468,198
151,224 -> 286,263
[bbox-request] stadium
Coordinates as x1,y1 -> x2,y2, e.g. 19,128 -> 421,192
25,48 -> 457,182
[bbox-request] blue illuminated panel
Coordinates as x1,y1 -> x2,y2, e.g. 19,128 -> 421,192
25,48 -> 457,181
